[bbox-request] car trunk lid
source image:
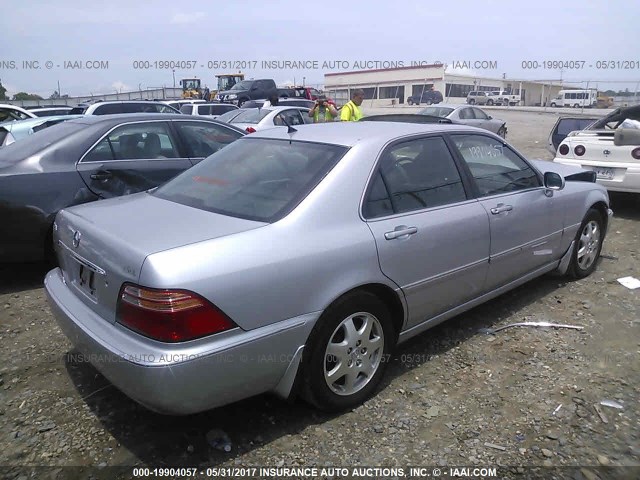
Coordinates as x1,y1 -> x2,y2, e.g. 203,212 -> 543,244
54,192 -> 266,323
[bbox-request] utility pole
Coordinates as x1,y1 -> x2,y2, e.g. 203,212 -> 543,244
172,69 -> 176,88
57,80 -> 61,98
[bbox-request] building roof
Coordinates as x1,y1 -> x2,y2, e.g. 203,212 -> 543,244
325,63 -> 444,77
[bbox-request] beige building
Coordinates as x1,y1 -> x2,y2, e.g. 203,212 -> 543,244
324,64 -> 565,107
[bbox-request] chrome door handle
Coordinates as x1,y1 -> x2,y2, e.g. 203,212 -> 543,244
490,204 -> 513,215
384,226 -> 418,240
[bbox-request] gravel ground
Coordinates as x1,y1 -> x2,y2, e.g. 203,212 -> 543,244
1,110 -> 639,478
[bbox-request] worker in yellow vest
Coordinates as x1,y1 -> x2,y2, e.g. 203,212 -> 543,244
309,95 -> 338,123
340,89 -> 365,121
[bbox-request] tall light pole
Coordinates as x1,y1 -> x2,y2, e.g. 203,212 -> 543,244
172,70 -> 176,88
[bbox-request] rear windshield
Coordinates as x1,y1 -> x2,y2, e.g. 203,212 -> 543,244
419,107 -> 454,118
216,110 -> 243,122
0,121 -> 88,162
153,138 -> 348,222
230,109 -> 272,124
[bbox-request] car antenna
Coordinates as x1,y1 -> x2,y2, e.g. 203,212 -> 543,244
278,114 -> 298,139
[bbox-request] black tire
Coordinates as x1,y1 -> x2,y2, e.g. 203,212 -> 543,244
574,103 -> 580,108
301,291 -> 395,412
487,99 -> 494,106
550,103 -> 556,108
426,100 -> 433,105
407,99 -> 414,105
468,99 -> 475,105
237,98 -> 247,107
567,209 -> 604,279
497,126 -> 507,138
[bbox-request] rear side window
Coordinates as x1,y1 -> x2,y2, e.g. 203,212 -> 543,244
180,105 -> 194,115
173,121 -> 243,158
364,136 -> 467,218
82,122 -> 179,161
230,109 -> 272,124
154,138 -> 348,222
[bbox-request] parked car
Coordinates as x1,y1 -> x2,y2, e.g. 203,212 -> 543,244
227,106 -> 312,133
0,104 -> 37,124
407,90 -> 443,105
28,107 -> 74,117
466,91 -> 490,105
418,104 -> 507,137
70,101 -> 181,115
486,91 -> 520,106
45,121 -> 611,415
547,116 -> 599,153
180,103 -> 239,118
162,99 -> 207,110
0,114 -> 84,147
0,114 -> 245,262
553,105 -> 640,193
216,79 -> 291,106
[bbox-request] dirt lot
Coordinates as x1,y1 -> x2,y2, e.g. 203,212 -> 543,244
1,110 -> 639,478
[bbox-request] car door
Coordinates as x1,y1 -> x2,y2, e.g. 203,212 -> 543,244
449,133 -> 564,291
364,136 -> 490,328
456,107 -> 475,126
172,120 -> 244,164
76,121 -> 192,198
471,107 -> 494,131
547,117 -> 598,153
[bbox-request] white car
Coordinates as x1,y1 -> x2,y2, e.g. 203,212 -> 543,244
0,104 -> 37,124
553,105 -> 640,193
226,106 -> 312,133
179,103 -> 239,118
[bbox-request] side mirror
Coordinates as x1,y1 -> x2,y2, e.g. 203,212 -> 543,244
544,171 -> 565,190
487,115 -> 492,119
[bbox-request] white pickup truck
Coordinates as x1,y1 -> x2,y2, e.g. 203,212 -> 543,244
487,91 -> 520,106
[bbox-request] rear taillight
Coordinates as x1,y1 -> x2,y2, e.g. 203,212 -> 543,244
559,144 -> 570,155
116,284 -> 236,342
574,145 -> 586,156
632,147 -> 640,160
245,127 -> 256,133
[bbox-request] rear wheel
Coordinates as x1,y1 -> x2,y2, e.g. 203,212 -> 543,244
568,209 -> 604,279
302,292 -> 394,412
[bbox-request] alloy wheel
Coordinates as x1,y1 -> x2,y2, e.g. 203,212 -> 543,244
323,312 -> 385,396
577,220 -> 600,270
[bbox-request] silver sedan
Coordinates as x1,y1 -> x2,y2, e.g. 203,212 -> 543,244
46,122 -> 611,414
419,104 -> 507,137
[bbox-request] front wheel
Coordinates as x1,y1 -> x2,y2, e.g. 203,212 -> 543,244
550,102 -> 556,107
574,103 -> 580,108
487,99 -> 494,106
497,126 -> 507,138
568,209 -> 604,279
407,99 -> 414,105
468,99 -> 476,105
302,292 -> 395,412
426,100 -> 432,105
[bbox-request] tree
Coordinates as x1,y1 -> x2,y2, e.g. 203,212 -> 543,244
0,80 -> 7,101
12,92 -> 44,101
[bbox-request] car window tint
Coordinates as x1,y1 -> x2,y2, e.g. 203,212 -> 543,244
451,134 -> 540,196
276,109 -> 304,126
230,109 -> 271,124
180,105 -> 194,115
472,108 -> 488,120
173,121 -> 243,158
365,136 -> 467,218
210,105 -> 237,115
458,108 -> 473,120
83,122 -> 179,162
363,171 -> 394,218
153,138 -> 348,222
557,118 -> 595,135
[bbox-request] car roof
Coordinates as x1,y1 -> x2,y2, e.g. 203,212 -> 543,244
249,121 -> 482,147
63,113 -> 241,126
421,104 -> 459,109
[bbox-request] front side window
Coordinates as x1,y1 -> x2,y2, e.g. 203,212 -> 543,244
472,108 -> 489,120
451,134 -> 540,197
82,122 -> 179,162
364,136 -> 467,219
173,121 -> 243,158
154,138 -> 348,222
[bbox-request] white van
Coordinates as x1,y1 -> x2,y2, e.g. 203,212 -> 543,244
550,89 -> 597,108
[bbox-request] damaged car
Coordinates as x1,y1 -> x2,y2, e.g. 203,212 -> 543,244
45,122 -> 611,415
553,105 -> 640,193
0,114 -> 245,262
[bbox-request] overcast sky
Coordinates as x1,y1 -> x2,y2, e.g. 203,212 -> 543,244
2,0 -> 639,97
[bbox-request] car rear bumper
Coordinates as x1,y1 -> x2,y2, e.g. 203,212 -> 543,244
45,268 -> 318,414
553,159 -> 640,193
